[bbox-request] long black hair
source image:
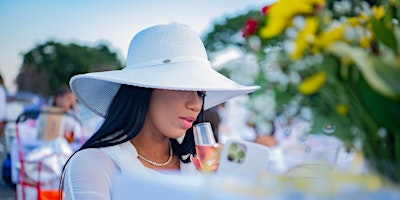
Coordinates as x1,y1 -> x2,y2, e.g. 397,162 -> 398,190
76,84 -> 200,159
60,84 -> 203,196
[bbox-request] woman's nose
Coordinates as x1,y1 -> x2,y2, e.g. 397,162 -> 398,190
187,91 -> 202,112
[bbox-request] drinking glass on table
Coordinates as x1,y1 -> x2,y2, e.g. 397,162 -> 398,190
192,122 -> 221,172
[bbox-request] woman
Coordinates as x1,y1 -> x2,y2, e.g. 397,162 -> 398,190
0,73 -> 6,137
34,86 -> 84,142
52,85 -> 77,113
61,23 -> 259,199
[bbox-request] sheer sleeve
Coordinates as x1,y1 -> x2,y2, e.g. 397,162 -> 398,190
63,148 -> 119,200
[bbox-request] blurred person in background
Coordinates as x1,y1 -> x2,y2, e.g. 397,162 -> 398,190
29,85 -> 86,143
52,85 -> 77,114
0,73 -> 7,148
1,73 -> 12,187
46,85 -> 85,143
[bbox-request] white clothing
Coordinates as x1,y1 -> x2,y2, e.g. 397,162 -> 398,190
63,141 -> 200,200
59,114 -> 86,141
0,85 -> 6,121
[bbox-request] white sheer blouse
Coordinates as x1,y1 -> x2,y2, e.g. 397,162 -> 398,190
63,141 -> 199,200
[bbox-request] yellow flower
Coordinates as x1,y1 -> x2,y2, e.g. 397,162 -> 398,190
336,104 -> 349,115
290,17 -> 318,59
360,36 -> 370,48
347,17 -> 361,27
372,5 -> 385,20
260,18 -> 289,38
315,24 -> 345,48
298,71 -> 327,95
260,0 -> 325,38
359,12 -> 370,21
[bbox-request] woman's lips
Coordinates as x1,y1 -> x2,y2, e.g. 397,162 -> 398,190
179,117 -> 195,129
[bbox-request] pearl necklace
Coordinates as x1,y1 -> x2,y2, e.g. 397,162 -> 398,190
137,142 -> 173,167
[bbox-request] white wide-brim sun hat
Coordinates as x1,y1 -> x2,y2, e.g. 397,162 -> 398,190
70,23 -> 260,117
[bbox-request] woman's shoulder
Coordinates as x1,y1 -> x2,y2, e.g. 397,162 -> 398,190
64,148 -> 119,200
74,147 -> 109,158
70,147 -> 117,167
67,147 -> 119,173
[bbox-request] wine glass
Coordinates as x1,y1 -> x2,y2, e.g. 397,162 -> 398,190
192,122 -> 221,172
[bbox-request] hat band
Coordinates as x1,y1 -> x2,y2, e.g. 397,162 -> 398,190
124,56 -> 210,70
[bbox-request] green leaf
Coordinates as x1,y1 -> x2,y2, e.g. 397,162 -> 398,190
309,111 -> 354,149
326,42 -> 400,99
370,58 -> 400,95
357,76 -> 400,132
371,18 -> 398,54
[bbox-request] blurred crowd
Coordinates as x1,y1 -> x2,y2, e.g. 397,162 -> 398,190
0,72 -> 103,188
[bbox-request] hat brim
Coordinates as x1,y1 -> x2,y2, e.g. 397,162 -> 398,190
70,62 -> 259,117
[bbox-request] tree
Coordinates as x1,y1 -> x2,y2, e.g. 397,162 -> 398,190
16,41 -> 123,97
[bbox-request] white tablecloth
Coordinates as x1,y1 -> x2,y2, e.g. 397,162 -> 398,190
112,171 -> 400,200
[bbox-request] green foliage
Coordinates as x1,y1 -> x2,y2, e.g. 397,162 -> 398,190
203,10 -> 261,52
372,18 -> 398,54
16,41 -> 123,97
204,0 -> 400,183
202,9 -> 282,55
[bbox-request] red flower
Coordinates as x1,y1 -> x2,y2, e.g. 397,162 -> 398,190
261,5 -> 270,15
242,19 -> 258,38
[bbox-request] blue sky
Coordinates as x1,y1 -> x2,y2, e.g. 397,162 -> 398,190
0,0 -> 272,91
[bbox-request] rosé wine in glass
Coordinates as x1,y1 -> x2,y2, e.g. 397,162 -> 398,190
195,144 -> 220,171
193,122 -> 221,172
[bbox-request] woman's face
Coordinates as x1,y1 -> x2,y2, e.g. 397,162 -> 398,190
56,92 -> 77,112
144,89 -> 204,139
